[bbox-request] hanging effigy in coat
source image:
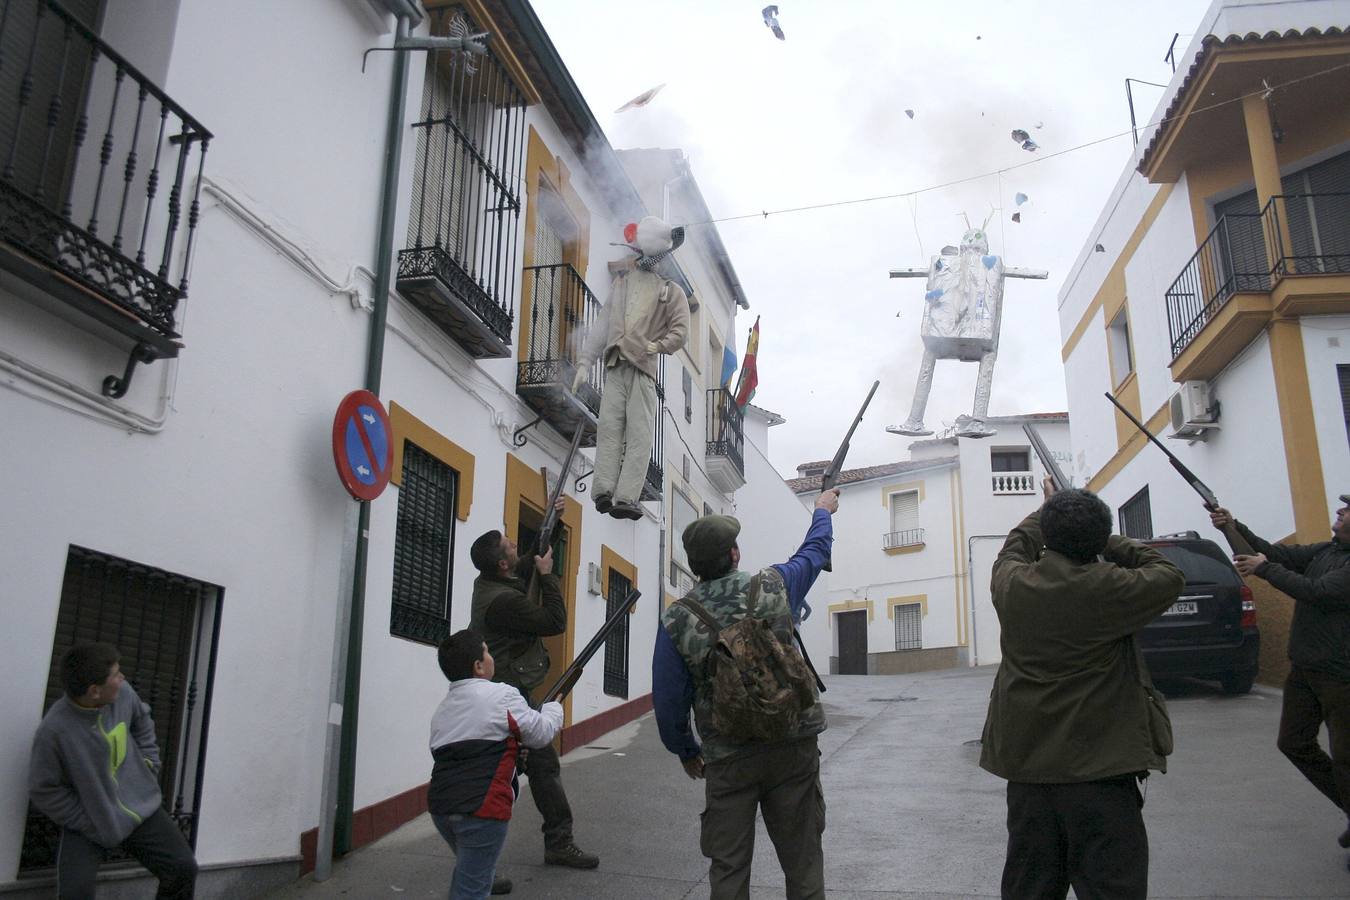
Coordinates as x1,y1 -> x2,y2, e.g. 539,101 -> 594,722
572,216 -> 690,520
887,215 -> 1047,439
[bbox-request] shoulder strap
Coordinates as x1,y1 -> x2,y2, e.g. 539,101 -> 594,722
746,573 -> 761,613
675,595 -> 725,634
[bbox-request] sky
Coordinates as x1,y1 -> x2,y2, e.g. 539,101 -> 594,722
533,0 -> 1212,477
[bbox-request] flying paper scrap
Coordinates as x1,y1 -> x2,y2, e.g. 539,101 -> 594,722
905,109 -> 915,119
615,84 -> 665,114
1014,192 -> 1028,206
762,5 -> 785,40
1011,212 -> 1021,223
1010,129 -> 1039,152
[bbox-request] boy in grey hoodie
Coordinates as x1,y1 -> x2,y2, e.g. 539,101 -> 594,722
29,642 -> 198,899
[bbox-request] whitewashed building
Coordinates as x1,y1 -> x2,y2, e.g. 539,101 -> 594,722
0,1 -> 817,895
1057,0 -> 1350,683
790,415 -> 1071,673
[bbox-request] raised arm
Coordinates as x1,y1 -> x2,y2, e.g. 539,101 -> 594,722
1005,267 -> 1049,280
772,493 -> 837,623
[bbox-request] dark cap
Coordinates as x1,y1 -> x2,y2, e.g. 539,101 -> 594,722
1340,494 -> 1350,505
682,515 -> 740,566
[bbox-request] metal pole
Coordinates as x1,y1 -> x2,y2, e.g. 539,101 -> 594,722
314,501 -> 359,880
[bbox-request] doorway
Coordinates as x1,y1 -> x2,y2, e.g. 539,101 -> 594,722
837,610 -> 868,675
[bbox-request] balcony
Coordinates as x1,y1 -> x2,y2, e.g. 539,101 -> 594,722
396,28 -> 525,359
883,528 -> 925,551
0,0 -> 211,396
705,388 -> 745,493
992,472 -> 1036,495
516,263 -> 602,443
1166,193 -> 1350,381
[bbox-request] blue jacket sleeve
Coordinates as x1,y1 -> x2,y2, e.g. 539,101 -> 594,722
772,508 -> 833,624
652,626 -> 701,759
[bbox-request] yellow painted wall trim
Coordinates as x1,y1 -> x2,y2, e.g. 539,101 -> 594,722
504,452 -> 583,724
424,0 -> 542,106
1086,401 -> 1169,494
880,479 -> 924,506
950,464 -> 966,646
886,595 -> 928,619
1268,319 -> 1329,542
599,544 -> 639,615
388,401 -> 475,521
1062,183 -> 1176,362
826,599 -> 874,627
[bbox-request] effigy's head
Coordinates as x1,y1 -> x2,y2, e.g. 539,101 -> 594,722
959,227 -> 989,254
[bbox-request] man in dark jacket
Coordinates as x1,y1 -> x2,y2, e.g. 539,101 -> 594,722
467,524 -> 598,870
981,485 -> 1184,900
1210,495 -> 1350,850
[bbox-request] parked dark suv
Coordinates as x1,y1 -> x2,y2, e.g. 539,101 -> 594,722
1137,532 -> 1260,694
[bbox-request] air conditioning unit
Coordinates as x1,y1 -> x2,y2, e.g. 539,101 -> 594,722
586,562 -> 604,596
1167,381 -> 1219,440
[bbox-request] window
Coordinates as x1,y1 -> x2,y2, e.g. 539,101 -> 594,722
1340,365 -> 1350,450
884,490 -> 923,549
1107,308 -> 1134,385
683,366 -> 693,423
391,441 -> 457,645
990,449 -> 1030,472
603,567 -> 632,698
671,489 -> 700,585
1118,486 -> 1153,540
894,603 -> 922,651
22,546 -> 221,872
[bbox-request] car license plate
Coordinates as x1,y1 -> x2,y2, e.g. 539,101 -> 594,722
1164,600 -> 1198,616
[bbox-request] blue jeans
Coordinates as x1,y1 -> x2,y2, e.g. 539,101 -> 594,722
431,812 -> 509,900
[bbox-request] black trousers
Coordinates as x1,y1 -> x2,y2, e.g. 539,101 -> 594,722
1002,776 -> 1147,900
1278,664 -> 1350,817
57,808 -> 197,899
520,731 -> 574,851
700,737 -> 825,900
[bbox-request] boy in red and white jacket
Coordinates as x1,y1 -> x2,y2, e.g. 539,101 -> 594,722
430,629 -> 563,899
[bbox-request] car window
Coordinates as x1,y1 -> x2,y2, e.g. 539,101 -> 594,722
1151,543 -> 1240,584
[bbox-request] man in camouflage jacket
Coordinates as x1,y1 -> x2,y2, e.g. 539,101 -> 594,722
653,489 -> 839,900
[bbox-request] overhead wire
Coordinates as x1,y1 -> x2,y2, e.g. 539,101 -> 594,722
677,60 -> 1350,228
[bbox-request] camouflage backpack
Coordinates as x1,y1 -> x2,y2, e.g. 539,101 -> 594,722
675,574 -> 817,743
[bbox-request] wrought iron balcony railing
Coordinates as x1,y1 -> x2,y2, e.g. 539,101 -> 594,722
992,471 -> 1037,495
0,0 -> 211,395
1166,192 -> 1350,358
397,9 -> 524,359
883,528 -> 925,550
517,262 -> 603,418
705,387 -> 745,475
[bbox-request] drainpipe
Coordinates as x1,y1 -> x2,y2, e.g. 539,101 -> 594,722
966,535 -> 1006,666
331,7 -> 417,864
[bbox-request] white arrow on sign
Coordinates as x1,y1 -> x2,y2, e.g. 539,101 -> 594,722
357,465 -> 371,476
362,413 -> 376,424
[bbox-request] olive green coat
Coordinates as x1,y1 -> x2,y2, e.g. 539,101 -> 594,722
979,510 -> 1184,783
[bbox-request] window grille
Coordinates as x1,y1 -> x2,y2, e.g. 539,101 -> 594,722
391,441 -> 457,645
22,546 -> 221,872
894,603 -> 922,651
1118,486 -> 1153,539
1339,365 -> 1350,450
603,568 -> 631,698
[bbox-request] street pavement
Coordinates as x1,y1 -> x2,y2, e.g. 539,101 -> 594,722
265,666 -> 1350,899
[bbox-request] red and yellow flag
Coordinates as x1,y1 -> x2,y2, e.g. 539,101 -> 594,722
733,316 -> 760,408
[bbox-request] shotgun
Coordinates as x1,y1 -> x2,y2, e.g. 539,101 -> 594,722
524,425 -> 588,604
1104,392 -> 1254,555
819,380 -> 880,572
1023,423 -> 1070,492
543,588 -> 641,702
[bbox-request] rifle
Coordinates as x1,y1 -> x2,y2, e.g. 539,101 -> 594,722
1104,392 -> 1254,556
524,425 -> 587,603
542,588 -> 641,702
1023,423 -> 1070,492
819,380 -> 880,572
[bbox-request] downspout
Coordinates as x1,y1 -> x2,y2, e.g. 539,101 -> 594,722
966,535 -> 1005,667
335,9 -> 417,857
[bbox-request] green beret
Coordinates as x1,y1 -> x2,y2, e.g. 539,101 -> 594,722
682,515 -> 741,565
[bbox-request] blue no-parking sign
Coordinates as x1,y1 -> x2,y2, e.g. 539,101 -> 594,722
331,390 -> 392,501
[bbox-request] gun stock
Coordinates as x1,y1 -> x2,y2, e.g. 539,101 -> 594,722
1023,423 -> 1069,492
818,381 -> 879,572
542,588 -> 641,703
1103,392 -> 1254,556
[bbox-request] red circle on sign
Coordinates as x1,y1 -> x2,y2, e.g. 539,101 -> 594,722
332,389 -> 393,501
